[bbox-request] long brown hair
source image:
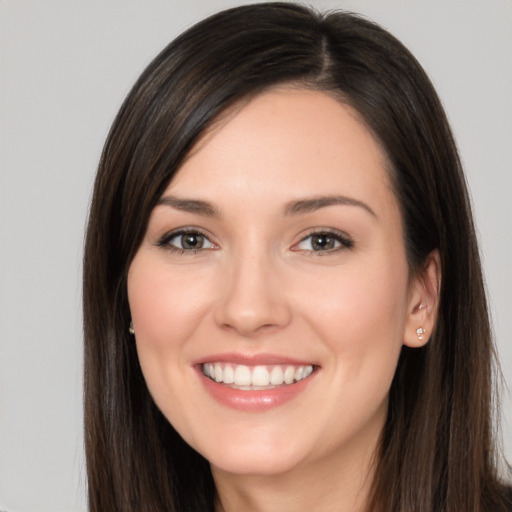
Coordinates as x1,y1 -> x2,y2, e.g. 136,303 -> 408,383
83,3 -> 511,511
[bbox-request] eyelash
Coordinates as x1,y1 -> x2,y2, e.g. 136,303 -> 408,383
293,229 -> 354,255
156,228 -> 354,255
156,228 -> 215,255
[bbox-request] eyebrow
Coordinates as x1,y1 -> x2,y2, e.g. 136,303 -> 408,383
156,194 -> 376,219
156,195 -> 219,217
284,195 -> 377,218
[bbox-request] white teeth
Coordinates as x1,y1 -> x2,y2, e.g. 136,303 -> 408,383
284,366 -> 295,384
214,363 -> 223,382
223,365 -> 234,384
251,366 -> 270,386
269,366 -> 284,385
202,363 -> 314,387
234,365 -> 252,386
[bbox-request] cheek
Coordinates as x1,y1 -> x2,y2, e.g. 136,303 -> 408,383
297,251 -> 409,382
298,255 -> 408,435
126,256 -> 216,436
306,256 -> 407,331
127,258 -> 214,355
126,255 -> 218,421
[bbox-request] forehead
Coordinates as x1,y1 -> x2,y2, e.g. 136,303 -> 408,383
167,88 -> 396,217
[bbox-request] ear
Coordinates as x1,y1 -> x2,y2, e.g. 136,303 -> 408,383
403,250 -> 441,348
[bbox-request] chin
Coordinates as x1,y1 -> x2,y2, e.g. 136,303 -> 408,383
196,432 -> 308,477
209,451 -> 304,477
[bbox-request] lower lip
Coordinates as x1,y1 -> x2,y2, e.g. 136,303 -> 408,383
197,368 -> 315,412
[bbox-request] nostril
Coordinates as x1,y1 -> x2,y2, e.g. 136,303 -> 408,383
213,260 -> 292,334
218,317 -> 284,338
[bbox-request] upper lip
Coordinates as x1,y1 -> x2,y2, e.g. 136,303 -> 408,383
191,352 -> 317,367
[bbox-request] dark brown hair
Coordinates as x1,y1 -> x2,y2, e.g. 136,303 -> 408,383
83,3 -> 511,511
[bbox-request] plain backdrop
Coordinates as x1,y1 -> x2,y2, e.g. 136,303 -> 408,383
0,1 -> 511,510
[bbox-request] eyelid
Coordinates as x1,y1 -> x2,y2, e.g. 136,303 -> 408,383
291,228 -> 354,253
156,227 -> 217,253
154,226 -> 353,255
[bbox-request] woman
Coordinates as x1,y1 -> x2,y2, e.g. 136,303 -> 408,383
83,3 -> 511,511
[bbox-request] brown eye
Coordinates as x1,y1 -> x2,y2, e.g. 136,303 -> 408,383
310,234 -> 336,251
159,230 -> 215,252
295,231 -> 353,253
180,233 -> 205,249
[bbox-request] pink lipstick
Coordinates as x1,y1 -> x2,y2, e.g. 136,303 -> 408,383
194,354 -> 318,412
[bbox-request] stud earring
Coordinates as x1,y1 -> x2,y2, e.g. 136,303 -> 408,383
416,327 -> 426,340
129,321 -> 135,335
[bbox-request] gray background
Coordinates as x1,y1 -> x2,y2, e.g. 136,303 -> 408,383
1,1 -> 510,510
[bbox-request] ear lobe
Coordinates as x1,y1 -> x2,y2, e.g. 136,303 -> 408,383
403,250 -> 441,348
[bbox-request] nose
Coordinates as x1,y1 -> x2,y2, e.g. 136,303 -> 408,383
214,247 -> 292,338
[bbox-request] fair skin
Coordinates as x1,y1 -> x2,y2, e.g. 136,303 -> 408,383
127,89 -> 439,512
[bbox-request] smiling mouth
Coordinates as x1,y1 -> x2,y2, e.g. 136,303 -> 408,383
201,363 -> 314,390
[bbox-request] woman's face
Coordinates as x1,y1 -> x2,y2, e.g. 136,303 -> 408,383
127,89 -> 428,477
